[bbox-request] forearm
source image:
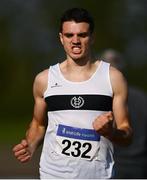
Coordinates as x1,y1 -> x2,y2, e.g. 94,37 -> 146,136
25,119 -> 46,153
12,119 -> 46,163
107,127 -> 133,146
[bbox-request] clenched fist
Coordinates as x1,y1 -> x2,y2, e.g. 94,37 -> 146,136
93,111 -> 114,138
12,139 -> 32,163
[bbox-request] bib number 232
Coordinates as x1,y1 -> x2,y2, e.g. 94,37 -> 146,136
62,139 -> 92,159
56,124 -> 100,160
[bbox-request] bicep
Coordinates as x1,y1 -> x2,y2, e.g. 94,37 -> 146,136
113,92 -> 130,130
33,96 -> 47,127
32,72 -> 48,127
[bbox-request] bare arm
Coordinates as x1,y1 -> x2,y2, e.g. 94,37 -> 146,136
110,67 -> 133,145
93,67 -> 133,146
13,70 -> 48,162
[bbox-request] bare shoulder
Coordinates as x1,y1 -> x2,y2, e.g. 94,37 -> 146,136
109,66 -> 125,81
34,69 -> 49,84
109,66 -> 128,94
33,69 -> 49,97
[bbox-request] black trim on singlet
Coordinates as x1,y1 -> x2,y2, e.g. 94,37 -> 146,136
45,94 -> 112,111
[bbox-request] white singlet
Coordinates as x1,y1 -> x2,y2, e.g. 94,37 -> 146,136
40,60 -> 114,179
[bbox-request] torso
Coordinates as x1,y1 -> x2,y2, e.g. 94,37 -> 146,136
39,60 -> 115,179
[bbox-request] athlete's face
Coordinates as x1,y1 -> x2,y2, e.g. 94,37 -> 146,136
59,21 -> 94,61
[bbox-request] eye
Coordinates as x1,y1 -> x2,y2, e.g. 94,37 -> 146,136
64,33 -> 73,38
78,33 -> 89,38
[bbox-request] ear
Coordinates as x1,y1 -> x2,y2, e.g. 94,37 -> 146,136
59,32 -> 63,45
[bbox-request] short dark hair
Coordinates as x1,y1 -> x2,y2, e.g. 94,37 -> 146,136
59,8 -> 95,34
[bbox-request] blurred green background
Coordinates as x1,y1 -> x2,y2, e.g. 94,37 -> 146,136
0,0 -> 147,178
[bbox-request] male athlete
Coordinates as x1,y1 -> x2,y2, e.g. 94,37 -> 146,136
13,8 -> 132,179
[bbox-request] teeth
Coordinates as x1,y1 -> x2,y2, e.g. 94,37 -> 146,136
73,47 -> 80,50
72,47 -> 81,53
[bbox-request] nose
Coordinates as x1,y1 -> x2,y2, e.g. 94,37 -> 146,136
72,35 -> 80,44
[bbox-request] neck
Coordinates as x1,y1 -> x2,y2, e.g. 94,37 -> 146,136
66,53 -> 95,66
65,60 -> 94,74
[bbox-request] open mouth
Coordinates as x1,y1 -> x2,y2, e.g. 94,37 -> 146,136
72,46 -> 81,54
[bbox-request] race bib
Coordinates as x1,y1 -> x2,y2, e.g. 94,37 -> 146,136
55,124 -> 100,160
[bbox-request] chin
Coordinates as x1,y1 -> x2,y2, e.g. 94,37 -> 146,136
72,57 -> 83,62
70,54 -> 84,60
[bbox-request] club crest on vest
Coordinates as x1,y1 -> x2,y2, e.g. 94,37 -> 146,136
70,96 -> 85,109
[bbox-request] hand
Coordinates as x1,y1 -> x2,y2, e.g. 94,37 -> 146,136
92,111 -> 114,138
12,139 -> 32,163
